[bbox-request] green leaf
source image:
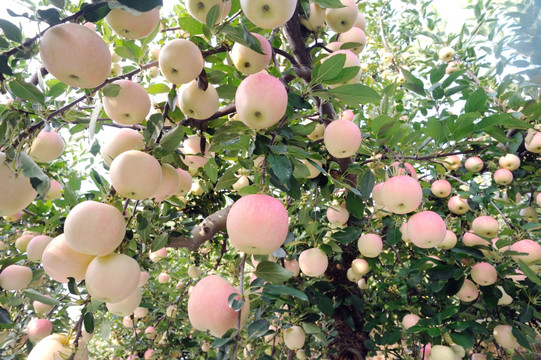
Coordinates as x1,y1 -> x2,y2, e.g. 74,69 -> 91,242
102,83 -> 121,97
512,327 -> 531,351
332,226 -> 362,244
385,227 -> 401,246
325,84 -> 381,107
464,88 -> 487,113
267,154 -> 292,185
23,289 -> 60,306
178,16 -> 203,35
227,293 -> 244,311
255,261 -> 293,284
247,319 -> 270,340
346,192 -> 364,219
312,54 -> 346,84
311,0 -> 344,8
8,79 -> 45,105
317,294 -> 333,316
84,312 -> 95,334
518,259 -> 541,285
204,158 -> 218,183
151,233 -> 168,252
146,83 -> 170,95
0,55 -> 13,75
50,0 -> 65,8
441,69 -> 466,88
158,125 -> 185,152
360,171 -> 375,200
0,306 -> 12,327
19,152 -> 50,196
221,25 -> 264,54
81,2 -> 111,22
450,332 -> 474,349
262,285 -> 308,301
117,0 -> 162,12
206,4 -> 220,28
430,63 -> 448,84
0,19 -> 22,43
400,68 -> 425,96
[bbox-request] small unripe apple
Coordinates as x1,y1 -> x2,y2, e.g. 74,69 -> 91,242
471,262 -> 497,286
438,47 -> 455,62
307,122 -> 324,141
381,176 -> 423,214
346,267 -> 362,282
122,316 -> 133,328
327,204 -> 349,226
28,129 -> 64,163
493,324 -> 520,349
401,314 -> 420,330
284,326 -> 305,350
45,180 -> 63,201
472,215 -> 499,238
284,259 -> 300,277
187,265 -> 202,279
464,156 -> 483,172
509,239 -> 541,265
431,179 -> 452,198
407,211 -> 446,248
299,248 -> 328,277
456,279 -> 478,302
159,39 -> 204,85
499,154 -> 520,170
179,135 -> 212,168
0,264 -> 32,290
445,62 -> 460,74
103,80 -> 151,125
357,233 -> 383,258
145,326 -> 156,339
442,155 -> 461,171
494,168 -> 513,185
439,230 -> 457,249
110,62 -> 121,76
106,8 -> 160,39
231,32 -> 272,75
323,119 -> 362,158
351,258 -> 369,276
110,150 -> 162,200
240,0 -> 297,29
520,207 -> 537,222
27,235 -> 53,262
149,247 -> 167,263
106,287 -> 142,316
448,195 -> 469,215
325,0 -> 358,33
158,272 -> 171,284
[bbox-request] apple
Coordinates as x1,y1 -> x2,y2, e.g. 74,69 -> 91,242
450,345 -> 465,359
284,259 -> 300,277
448,195 -> 469,215
144,349 -> 154,360
139,271 -> 149,287
381,175 -> 423,214
456,279 -> 478,302
27,334 -> 70,360
351,258 -> 369,276
45,180 -> 63,201
106,288 -> 142,316
186,0 -> 231,24
33,296 -> 54,315
442,155 -> 461,171
402,314 -> 420,330
439,230 -> 457,249
322,50 -> 361,87
472,215 -> 499,238
101,128 -> 145,166
103,80 -> 151,125
188,275 -> 250,337
85,253 -> 140,303
110,150 -> 163,200
232,175 -> 250,191
346,267 -> 362,282
148,66 -> 159,78
338,27 -> 366,54
493,324 -> 520,349
105,8 -> 160,39
188,265 -> 202,279
325,0 -> 359,33
353,12 -> 366,31
152,163 -> 181,202
145,326 -> 156,339
177,80 -> 220,120
357,233 -> 383,258
389,162 -> 418,179
179,135 -> 212,168
445,62 -> 460,74
462,231 -> 490,247
83,22 -> 96,31
407,211 -> 446,248
427,345 -> 455,360
227,194 -> 289,254
175,168 -> 193,197
284,326 -> 305,350
235,71 -> 288,130
327,204 -> 349,226
471,262 -> 497,286
520,207 -> 537,222
307,122 -> 325,141
509,239 -> 541,265
464,156 -> 483,172
0,264 -> 32,290
536,193 -> 541,207
231,33 -> 272,75
122,316 -> 133,328
40,23 -> 111,88
134,306 -> 149,319
299,248 -> 328,277
149,247 -> 167,263
431,179 -> 452,198
240,0 -> 297,29
495,285 -> 513,305
159,39 -> 204,85
27,318 -> 53,343
4,211 -> 21,222
27,235 -> 53,262
499,153 -> 520,170
28,129 -> 64,163
371,183 -> 385,205
323,119 -> 362,158
158,272 -> 171,284
110,62 -> 121,77
494,168 -> 513,185
357,278 -> 369,290
525,131 -> 541,153
15,233 -> 34,252
438,47 -> 455,62
299,3 -> 326,32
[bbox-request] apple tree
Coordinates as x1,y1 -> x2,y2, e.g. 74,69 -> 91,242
0,0 -> 540,359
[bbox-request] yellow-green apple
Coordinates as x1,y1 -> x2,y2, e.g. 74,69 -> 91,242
175,168 -> 192,197
179,135 -> 212,168
299,248 -> 328,277
33,295 -> 54,314
347,267 -> 362,282
438,47 -> 455,62
227,194 -> 289,254
187,265 -> 202,279
353,12 -> 366,31
525,131 -> 541,153
152,163 -> 180,202
188,275 -> 250,337
231,33 -> 272,75
177,80 -> 220,119
465,156 -> 483,172
509,239 -> 541,265
235,71 -> 288,130
149,247 -> 167,263
158,272 -> 171,284
456,279 -> 478,302
45,180 -> 62,200
110,48 -> 121,63
28,129 -> 64,163
103,80 -> 151,125
322,50 -> 361,87
27,235 -> 53,262
448,195 -> 469,215
201,341 -> 211,352
351,258 -> 369,276
299,3 -> 325,32
110,150 -> 163,200
499,154 -> 520,170
101,128 -> 145,166
431,179 -> 451,198
520,207 -> 537,222
462,231 -> 490,247
135,306 -> 149,318
284,326 -> 305,350
338,27 -> 366,54
284,259 -> 300,277
149,47 -> 160,61
159,39 -> 204,85
402,314 -> 420,330
442,155 -> 461,171
325,0 -> 358,33
16,233 -> 34,252
494,168 -> 513,185
40,23 -> 111,88
240,0 -> 297,29
407,211 -> 446,248
176,281 -> 184,289
471,262 -> 497,286
439,230 -> 457,249
381,175 -> 423,214
145,326 -> 156,339
445,62 -> 460,74
472,215 -> 499,238
139,271 -> 149,287
307,122 -> 325,141
106,287 -> 142,316
186,0 -> 231,24
85,253 -> 140,303
27,318 -> 53,343
327,204 -> 349,226
357,278 -> 368,289
496,286 -> 513,305
0,264 -> 32,290
148,66 -> 159,78
300,159 -> 322,179
323,119 -> 362,158
427,345 -> 455,360
105,8 -> 160,39
357,233 -> 383,257
232,175 -> 250,191
493,325 -> 520,349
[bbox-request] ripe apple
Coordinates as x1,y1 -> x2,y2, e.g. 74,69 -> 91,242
232,175 -> 250,191
381,175 -> 423,214
284,259 -> 300,277
145,326 -> 156,339
103,80 -> 151,125
45,180 -> 63,201
231,33 -> 272,75
40,23 -> 111,88
346,267 -> 362,282
240,0 -> 297,29
110,150 -> 163,200
353,12 -> 366,31
159,39 -> 204,85
464,156 -> 483,172
494,168 -> 513,185
357,233 -> 383,258
371,183 -> 384,205
322,50 -> 361,87
448,195 -> 469,215
0,264 -> 32,290
3,211 -> 21,222
499,153 -> 520,170
307,122 -> 325,141
179,135 -> 212,168
388,162 -> 418,179
134,306 -> 149,319
27,334 -> 70,360
351,258 -> 369,276
188,275 -> 250,337
284,326 -> 305,350
177,80 -> 220,120
139,271 -> 149,287
27,235 -> 53,262
525,131 -> 541,153
175,168 -> 192,197
105,8 -> 160,39
122,316 -> 133,328
152,163 -> 180,202
509,239 -> 541,265
299,248 -> 328,277
101,128 -> 144,166
431,179 -> 452,198
85,253 -> 140,303
323,119 -> 362,158
158,272 -> 171,284
427,345 -> 455,360
520,207 -> 537,222
445,62 -> 460,74
106,288 -> 142,316
186,0 -> 231,24
493,324 -> 520,349
327,204 -> 349,226
402,314 -> 420,330
462,231 -> 490,247
472,215 -> 499,238
471,262 -> 497,286
407,211 -> 446,248
235,71 -> 288,130
439,230 -> 457,249
456,279 -> 478,302
325,0 -> 359,33
338,27 -> 366,54
148,66 -> 159,78
227,194 -> 289,254
149,247 -> 167,263
144,349 -> 154,360
15,233 -> 34,252
438,47 -> 455,62
33,295 -> 54,315
28,129 -> 64,163
442,155 -> 461,171
299,3 -> 326,32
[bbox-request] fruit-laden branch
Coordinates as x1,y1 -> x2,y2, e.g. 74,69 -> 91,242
168,205 -> 232,251
179,104 -> 237,126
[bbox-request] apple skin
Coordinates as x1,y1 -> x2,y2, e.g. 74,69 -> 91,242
240,0 -> 297,29
159,39 -> 204,85
299,3 -> 326,32
471,215 -> 499,238
509,239 -> 541,265
338,27 -> 367,54
439,230 -> 457,249
105,8 -> 160,40
520,207 -> 537,222
493,324 -> 520,349
442,155 -> 461,171
407,211 -> 447,248
381,175 -> 423,214
346,267 -> 362,282
496,286 -> 513,305
307,122 -> 325,141
101,128 -> 145,166
494,168 -> 513,185
388,161 -> 418,179
177,80 -> 220,120
28,129 -> 64,163
235,72 -> 288,130
40,23 -> 111,88
42,234 -> 95,283
326,204 -> 349,226
371,182 -> 385,205
227,194 -> 289,254
325,0 -> 359,33
103,80 -> 151,125
499,153 -> 520,170
471,262 -> 497,286
188,275 -> 250,337
431,179 -> 452,198
158,272 -> 171,284
448,195 -> 469,215
0,152 -> 37,217
283,326 -> 305,350
152,163 -> 181,202
464,156 -> 483,172
149,247 -> 167,263
299,248 -> 328,277
135,306 -> 149,318
145,326 -> 156,339
427,345 -> 455,360
0,264 -> 33,291
27,334 -> 70,360
462,231 -> 490,247
27,318 -> 53,342
186,0 -> 231,24
187,265 -> 202,279
64,201 -> 126,256
26,235 -> 53,262
456,279 -> 479,302
33,296 -> 54,314
351,258 -> 369,276
402,314 -> 420,330
45,180 -> 63,201
445,62 -> 460,74
323,119 -> 362,158
438,47 -> 455,62
284,259 -> 300,277
357,233 -> 383,258
139,271 -> 150,287
106,287 -> 142,316
231,33 -> 272,75
525,131 -> 541,153
110,150 -> 163,200
175,168 -> 193,197
179,135 -> 212,168
353,12 -> 366,31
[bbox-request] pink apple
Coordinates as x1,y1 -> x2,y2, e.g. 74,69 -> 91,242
324,119 -> 362,158
448,195 -> 469,215
351,259 -> 370,276
357,233 -> 383,258
371,182 -> 385,205
402,314 -> 420,330
299,248 -> 328,277
509,239 -> 541,265
462,231 -> 490,247
158,272 -> 171,284
439,230 -> 457,249
499,154 -> 520,171
471,262 -> 497,286
472,215 -> 499,238
0,264 -> 33,290
27,318 -> 53,342
525,131 -> 541,153
456,279 -> 479,302
28,129 -> 64,163
389,162 -> 418,179
464,156 -> 483,172
326,204 -> 349,226
407,211 -> 446,248
179,135 -> 212,169
494,168 -> 513,185
431,179 -> 452,198
284,259 -> 300,277
381,175 -> 423,214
